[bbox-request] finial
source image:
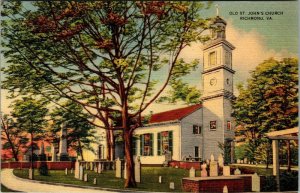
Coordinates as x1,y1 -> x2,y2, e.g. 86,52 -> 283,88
215,4 -> 219,16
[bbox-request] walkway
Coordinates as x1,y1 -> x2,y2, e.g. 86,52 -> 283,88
1,169 -> 114,192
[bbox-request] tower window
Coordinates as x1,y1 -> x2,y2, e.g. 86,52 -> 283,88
209,51 -> 217,66
210,121 -> 217,131
225,51 -> 231,66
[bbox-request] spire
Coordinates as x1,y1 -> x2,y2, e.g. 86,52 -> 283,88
215,4 -> 219,16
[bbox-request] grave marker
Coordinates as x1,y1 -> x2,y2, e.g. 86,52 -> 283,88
223,185 -> 228,193
234,168 -> 241,175
116,158 -> 122,178
93,178 -> 97,185
223,166 -> 230,176
65,168 -> 68,175
169,182 -> 175,190
189,167 -> 195,178
79,165 -> 84,180
252,173 -> 261,192
75,160 -> 80,179
159,176 -> 162,183
218,154 -> 224,168
201,164 -> 208,177
135,156 -> 141,183
210,161 -> 218,177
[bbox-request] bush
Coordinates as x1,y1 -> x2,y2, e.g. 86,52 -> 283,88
261,176 -> 276,192
280,171 -> 298,191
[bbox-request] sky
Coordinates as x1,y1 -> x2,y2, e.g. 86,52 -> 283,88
1,1 -> 299,115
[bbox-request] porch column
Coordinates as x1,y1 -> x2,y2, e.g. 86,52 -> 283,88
272,140 -> 280,191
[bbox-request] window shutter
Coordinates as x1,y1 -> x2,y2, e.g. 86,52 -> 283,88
140,135 -> 144,156
150,133 -> 153,156
168,131 -> 173,155
157,132 -> 161,156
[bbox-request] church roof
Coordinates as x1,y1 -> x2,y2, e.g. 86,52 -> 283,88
149,104 -> 202,124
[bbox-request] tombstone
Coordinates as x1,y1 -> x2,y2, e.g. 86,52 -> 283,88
189,167 -> 196,178
159,176 -> 162,183
241,160 -> 244,164
65,168 -> 68,175
169,182 -> 175,190
75,160 -> 80,179
244,158 -> 248,164
223,185 -> 228,193
71,168 -> 73,174
201,164 -> 208,177
123,162 -> 127,179
90,162 -> 94,171
115,158 -> 122,178
252,173 -> 261,192
135,156 -> 141,183
84,173 -> 88,182
218,154 -> 224,168
206,159 -> 210,165
79,165 -> 84,180
93,178 -> 97,185
58,123 -> 69,161
97,163 -> 102,174
210,154 -> 215,161
210,161 -> 218,177
175,165 -> 178,169
234,168 -> 241,175
223,166 -> 230,176
29,168 -> 34,180
237,159 -> 241,164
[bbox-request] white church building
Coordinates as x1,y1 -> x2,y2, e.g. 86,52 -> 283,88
133,16 -> 236,165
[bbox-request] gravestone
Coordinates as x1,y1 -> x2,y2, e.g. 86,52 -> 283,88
79,165 -> 84,180
65,168 -> 68,175
237,159 -> 241,164
241,160 -> 244,164
97,163 -> 102,174
159,176 -> 162,183
244,158 -> 248,164
218,154 -> 224,168
84,173 -> 88,182
234,168 -> 241,175
223,166 -> 230,176
123,162 -> 127,179
115,158 -> 122,178
58,123 -> 69,161
210,154 -> 215,161
201,164 -> 208,177
206,159 -> 210,165
75,160 -> 80,179
210,161 -> 218,177
189,167 -> 195,178
135,156 -> 141,183
223,185 -> 228,193
29,168 -> 34,180
51,144 -> 57,162
169,182 -> 175,190
252,173 -> 260,192
71,168 -> 73,174
93,178 -> 97,185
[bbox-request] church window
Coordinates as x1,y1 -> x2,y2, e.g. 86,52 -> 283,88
227,121 -> 231,131
210,121 -> 217,130
225,51 -> 231,66
157,131 -> 173,156
140,133 -> 153,156
193,125 -> 202,134
209,51 -> 217,66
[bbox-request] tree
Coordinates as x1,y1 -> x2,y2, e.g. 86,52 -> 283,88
49,100 -> 97,161
10,97 -> 48,174
2,1 -> 211,187
1,114 -> 29,161
254,138 -> 272,168
232,58 -> 298,164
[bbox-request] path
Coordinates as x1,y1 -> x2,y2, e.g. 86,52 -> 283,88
1,169 -> 114,192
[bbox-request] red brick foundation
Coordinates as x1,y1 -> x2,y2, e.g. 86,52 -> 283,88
169,161 -> 201,170
1,161 -> 74,170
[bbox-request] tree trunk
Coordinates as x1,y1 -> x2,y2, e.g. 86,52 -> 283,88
124,129 -> 136,188
78,138 -> 84,161
287,140 -> 291,172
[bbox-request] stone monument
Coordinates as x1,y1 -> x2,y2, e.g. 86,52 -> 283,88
58,123 -> 69,161
135,156 -> 141,183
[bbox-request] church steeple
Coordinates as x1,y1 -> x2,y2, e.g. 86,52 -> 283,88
210,16 -> 227,40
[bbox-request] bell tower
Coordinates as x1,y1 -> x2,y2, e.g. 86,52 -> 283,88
201,15 -> 235,160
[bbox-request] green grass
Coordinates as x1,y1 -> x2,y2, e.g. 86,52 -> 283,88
1,184 -> 19,192
13,167 -> 192,192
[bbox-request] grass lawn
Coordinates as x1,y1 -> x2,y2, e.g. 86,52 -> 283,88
14,167 -> 197,192
1,184 -> 19,192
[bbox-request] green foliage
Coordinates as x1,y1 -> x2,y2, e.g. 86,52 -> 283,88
217,141 -> 231,164
254,139 -> 272,167
234,144 -> 247,160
